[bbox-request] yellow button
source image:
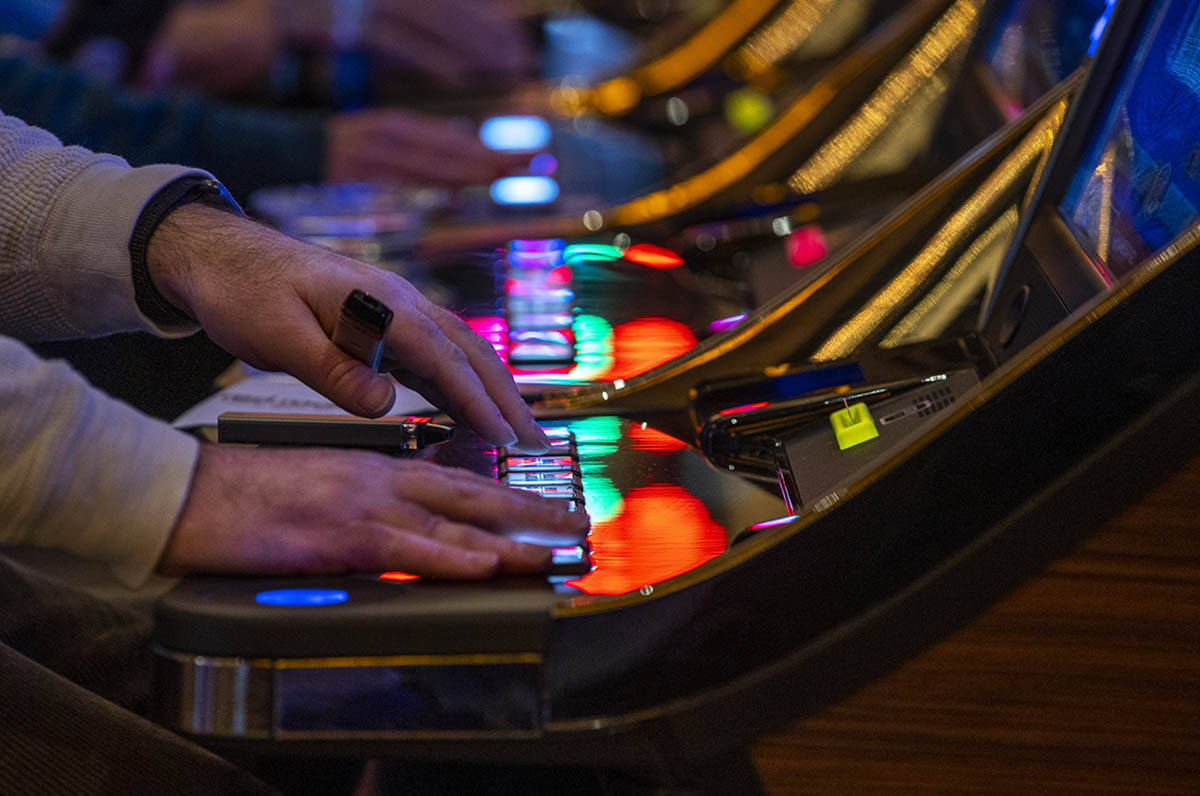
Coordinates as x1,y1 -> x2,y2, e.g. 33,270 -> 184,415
830,402 -> 879,450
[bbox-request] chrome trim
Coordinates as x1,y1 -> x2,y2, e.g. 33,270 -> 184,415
154,647 -> 274,738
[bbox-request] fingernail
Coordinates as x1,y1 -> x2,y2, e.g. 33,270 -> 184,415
520,543 -> 553,567
471,551 -> 501,576
365,378 -> 396,417
495,421 -> 519,448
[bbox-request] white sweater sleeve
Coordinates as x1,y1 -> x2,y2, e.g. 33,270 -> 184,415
0,110 -> 206,339
0,111 -> 209,585
0,336 -> 199,586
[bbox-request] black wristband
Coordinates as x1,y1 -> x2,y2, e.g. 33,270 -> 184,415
129,175 -> 242,327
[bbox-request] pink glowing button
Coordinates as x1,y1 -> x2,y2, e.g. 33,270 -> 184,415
786,225 -> 828,267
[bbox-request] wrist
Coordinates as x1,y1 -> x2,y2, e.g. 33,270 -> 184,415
133,176 -> 241,326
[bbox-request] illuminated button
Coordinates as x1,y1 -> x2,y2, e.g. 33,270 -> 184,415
508,296 -> 574,314
830,402 -> 879,450
255,588 -> 349,607
511,238 -> 565,253
509,250 -> 563,269
479,116 -> 551,152
563,244 -> 623,263
509,342 -> 574,364
542,427 -> 572,438
510,329 -> 571,345
552,546 -> 587,564
507,312 -> 574,330
490,176 -> 559,205
503,456 -> 576,472
504,470 -> 580,487
513,484 -> 578,499
550,545 -> 590,575
623,242 -> 684,269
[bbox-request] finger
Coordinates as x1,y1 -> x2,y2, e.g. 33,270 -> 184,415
382,306 -> 519,446
269,312 -> 398,417
360,522 -> 502,578
392,462 -> 588,539
419,518 -> 552,574
418,305 -> 551,452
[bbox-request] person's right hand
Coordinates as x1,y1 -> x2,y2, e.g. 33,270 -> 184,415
325,108 -> 527,187
157,444 -> 588,578
149,204 -> 550,451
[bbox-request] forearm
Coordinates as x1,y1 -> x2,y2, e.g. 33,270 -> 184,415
0,336 -> 198,586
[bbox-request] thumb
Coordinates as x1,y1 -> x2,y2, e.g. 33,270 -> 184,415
304,342 -> 397,417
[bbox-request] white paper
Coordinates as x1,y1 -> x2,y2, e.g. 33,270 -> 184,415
172,373 -> 435,430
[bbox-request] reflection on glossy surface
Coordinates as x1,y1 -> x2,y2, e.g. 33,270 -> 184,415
789,0 -> 985,193
568,484 -> 727,596
378,572 -> 419,582
608,317 -> 698,381
1060,0 -> 1200,277
511,315 -> 697,386
812,98 -> 1066,361
627,423 -> 689,453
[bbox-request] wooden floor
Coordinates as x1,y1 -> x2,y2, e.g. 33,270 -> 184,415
752,452 -> 1200,795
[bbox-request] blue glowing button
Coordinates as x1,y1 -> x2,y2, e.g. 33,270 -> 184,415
490,176 -> 560,206
255,588 -> 350,607
480,115 -> 552,152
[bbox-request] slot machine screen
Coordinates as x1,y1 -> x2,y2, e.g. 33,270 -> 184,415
1059,0 -> 1200,279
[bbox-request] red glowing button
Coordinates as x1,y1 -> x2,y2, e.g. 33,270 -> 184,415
379,572 -> 419,582
785,225 -> 828,268
547,265 -> 573,284
623,243 -> 684,269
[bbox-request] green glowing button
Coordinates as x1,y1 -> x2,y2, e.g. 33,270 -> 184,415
564,244 -> 623,263
830,402 -> 879,450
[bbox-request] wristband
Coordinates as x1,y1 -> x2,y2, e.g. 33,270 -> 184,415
129,175 -> 242,327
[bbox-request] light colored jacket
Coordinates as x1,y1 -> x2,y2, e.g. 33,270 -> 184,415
0,111 -> 204,586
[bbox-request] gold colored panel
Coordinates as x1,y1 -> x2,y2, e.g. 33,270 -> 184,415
811,99 -> 1066,361
788,0 -> 984,194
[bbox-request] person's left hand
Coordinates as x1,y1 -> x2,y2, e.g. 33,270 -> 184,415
147,203 -> 550,452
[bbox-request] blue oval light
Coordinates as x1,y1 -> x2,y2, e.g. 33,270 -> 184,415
490,176 -> 560,206
480,116 -> 552,152
255,588 -> 350,607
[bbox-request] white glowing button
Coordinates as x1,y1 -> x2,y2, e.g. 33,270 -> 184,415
480,116 -> 552,152
490,176 -> 560,205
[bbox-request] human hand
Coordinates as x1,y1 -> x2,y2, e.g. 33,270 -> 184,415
157,444 -> 587,577
325,108 -> 527,187
366,0 -> 535,89
148,203 -> 551,451
140,0 -> 281,95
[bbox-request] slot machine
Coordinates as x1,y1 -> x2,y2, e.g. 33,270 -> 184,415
152,1 -> 1200,793
414,0 -> 1110,402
